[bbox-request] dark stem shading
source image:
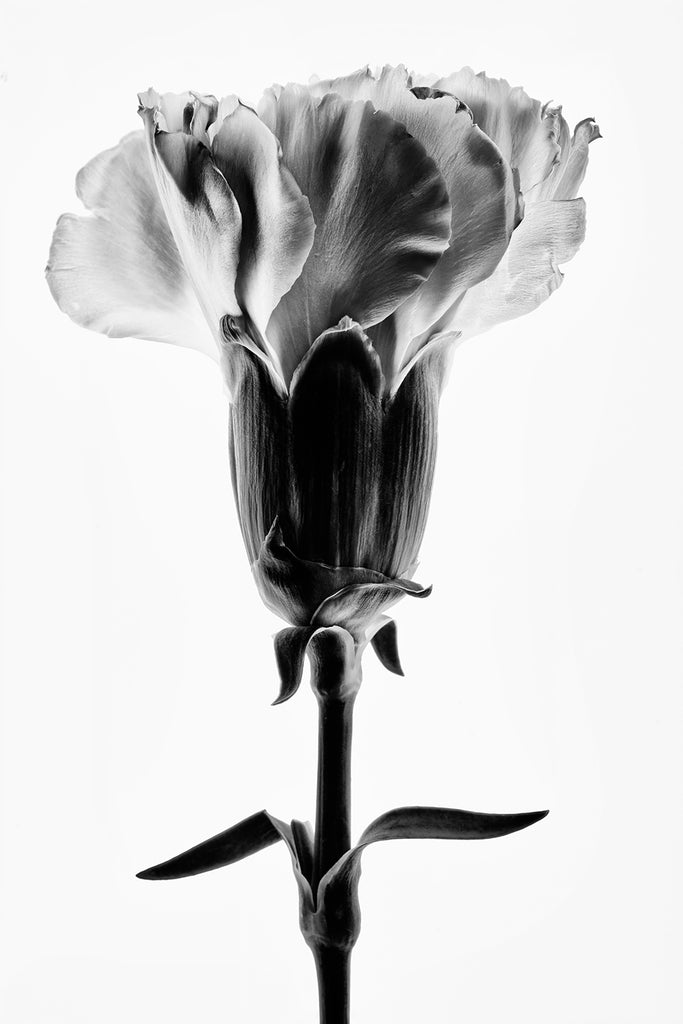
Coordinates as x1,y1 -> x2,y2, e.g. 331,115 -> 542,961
312,946 -> 352,1024
306,628 -> 361,1024
313,692 -> 355,892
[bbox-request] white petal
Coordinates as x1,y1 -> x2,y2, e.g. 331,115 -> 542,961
409,69 -> 440,88
152,90 -> 194,132
211,102 -> 315,339
309,66 -> 519,352
46,130 -> 215,357
530,117 -> 601,202
189,91 -> 220,145
257,86 -> 452,385
440,199 -> 587,340
434,68 -> 564,195
140,105 -> 243,340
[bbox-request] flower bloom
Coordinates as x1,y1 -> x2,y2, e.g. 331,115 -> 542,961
47,66 -> 599,686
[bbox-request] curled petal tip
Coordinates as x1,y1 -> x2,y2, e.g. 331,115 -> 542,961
574,116 -> 602,142
137,87 -> 159,109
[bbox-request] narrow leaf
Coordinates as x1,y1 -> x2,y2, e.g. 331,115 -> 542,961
358,805 -> 549,846
137,810 -> 282,880
316,805 -> 549,899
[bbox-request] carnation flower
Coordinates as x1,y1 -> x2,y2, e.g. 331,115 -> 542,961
47,65 -> 598,696
47,65 -> 599,1024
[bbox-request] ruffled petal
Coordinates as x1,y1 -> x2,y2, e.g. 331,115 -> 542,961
188,91 -> 219,144
433,68 -> 564,195
138,89 -> 195,132
309,66 -> 518,363
438,199 -> 587,340
46,130 -> 215,357
409,69 -> 440,87
211,102 -> 315,339
139,100 -> 242,342
530,117 -> 601,202
137,87 -> 220,146
258,86 -> 452,384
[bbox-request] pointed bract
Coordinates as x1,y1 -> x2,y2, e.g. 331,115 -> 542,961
370,618 -> 404,676
272,626 -> 313,704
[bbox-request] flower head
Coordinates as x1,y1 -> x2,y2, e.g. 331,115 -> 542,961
47,66 -> 599,687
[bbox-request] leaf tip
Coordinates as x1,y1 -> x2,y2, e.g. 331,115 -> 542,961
136,867 -> 159,881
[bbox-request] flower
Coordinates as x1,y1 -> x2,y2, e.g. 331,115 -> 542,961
46,66 -> 599,691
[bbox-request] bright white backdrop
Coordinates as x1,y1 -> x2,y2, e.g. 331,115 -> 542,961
1,1 -> 682,1021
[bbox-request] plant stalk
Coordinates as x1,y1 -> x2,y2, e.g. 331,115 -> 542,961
312,945 -> 352,1024
307,629 -> 360,1024
313,692 -> 355,892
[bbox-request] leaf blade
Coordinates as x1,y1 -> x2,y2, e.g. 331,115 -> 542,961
136,810 -> 283,880
358,805 -> 549,846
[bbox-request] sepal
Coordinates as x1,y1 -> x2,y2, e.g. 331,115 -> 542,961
253,518 -> 430,642
272,626 -> 314,705
370,618 -> 404,676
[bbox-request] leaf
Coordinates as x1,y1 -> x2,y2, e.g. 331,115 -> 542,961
358,805 -> 549,846
317,805 -> 549,898
136,810 -> 284,880
136,809 -> 316,912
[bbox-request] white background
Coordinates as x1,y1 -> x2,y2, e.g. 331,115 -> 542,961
1,1 -> 682,1021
